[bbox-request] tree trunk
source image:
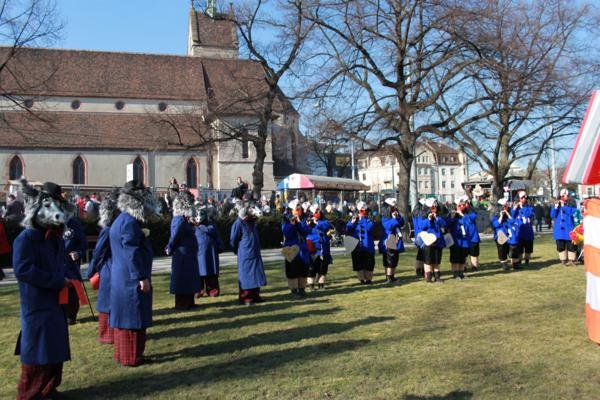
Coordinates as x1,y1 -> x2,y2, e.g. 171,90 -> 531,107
252,138 -> 266,201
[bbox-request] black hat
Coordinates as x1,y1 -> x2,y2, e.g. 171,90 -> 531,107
41,182 -> 63,200
122,180 -> 146,194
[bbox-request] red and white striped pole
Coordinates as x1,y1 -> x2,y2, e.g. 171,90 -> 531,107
584,199 -> 600,344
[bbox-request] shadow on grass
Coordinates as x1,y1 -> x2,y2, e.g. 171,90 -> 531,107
151,316 -> 393,362
64,338 -> 372,398
153,298 -> 331,326
404,390 -> 473,400
457,258 -> 561,280
151,306 -> 343,340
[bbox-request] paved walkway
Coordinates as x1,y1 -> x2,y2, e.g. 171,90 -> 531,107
0,230 -> 552,286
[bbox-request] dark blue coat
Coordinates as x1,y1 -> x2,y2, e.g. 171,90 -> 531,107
230,218 -> 267,290
550,204 -> 576,241
379,215 -> 406,253
13,229 -> 70,365
166,216 -> 200,295
511,205 -> 535,242
195,222 -> 223,277
346,217 -> 375,254
282,220 -> 311,265
306,219 -> 333,264
86,226 -> 112,313
64,217 -> 87,280
109,212 -> 153,330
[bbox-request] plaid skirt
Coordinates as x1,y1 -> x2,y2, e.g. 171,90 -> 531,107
98,312 -> 114,344
17,363 -> 63,400
113,328 -> 146,367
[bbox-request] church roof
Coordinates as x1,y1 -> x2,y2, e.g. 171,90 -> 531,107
189,9 -> 237,50
0,111 -> 210,151
0,47 -> 207,101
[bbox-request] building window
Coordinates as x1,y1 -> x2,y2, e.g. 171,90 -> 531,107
72,156 -> 85,185
362,173 -> 366,181
133,156 -> 144,183
71,100 -> 81,110
450,168 -> 454,175
441,168 -> 446,176
115,100 -> 125,110
9,156 -> 23,180
418,181 -> 422,189
451,156 -> 455,162
587,187 -> 594,196
451,181 -> 455,189
242,140 -> 249,159
186,158 -> 198,188
442,181 -> 446,189
442,156 -> 447,163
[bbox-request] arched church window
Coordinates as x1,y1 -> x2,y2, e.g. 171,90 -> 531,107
9,156 -> 23,180
186,158 -> 198,188
133,156 -> 144,183
72,156 -> 85,185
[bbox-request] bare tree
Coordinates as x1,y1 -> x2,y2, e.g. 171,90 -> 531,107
300,0 -> 488,218
0,0 -> 63,110
305,116 -> 352,177
435,0 -> 597,201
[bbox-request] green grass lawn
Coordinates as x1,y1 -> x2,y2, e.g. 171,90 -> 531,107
1,234 -> 598,399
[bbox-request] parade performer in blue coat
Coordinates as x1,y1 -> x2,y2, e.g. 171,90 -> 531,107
417,198 -> 447,283
165,191 -> 200,310
379,198 -> 405,284
491,198 -> 516,271
195,206 -> 224,297
551,189 -> 578,266
230,203 -> 267,305
13,179 -> 71,399
306,204 -> 334,290
464,199 -> 481,272
281,199 -> 311,298
446,196 -> 471,280
63,209 -> 87,325
510,191 -> 535,269
346,201 -> 376,284
411,198 -> 426,277
109,180 -> 158,366
86,189 -> 120,344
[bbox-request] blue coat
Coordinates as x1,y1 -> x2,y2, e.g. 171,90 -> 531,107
416,215 -> 447,249
466,211 -> 480,243
64,217 -> 87,280
511,205 -> 535,242
166,216 -> 200,295
195,222 -> 223,277
379,215 -> 406,253
491,213 -> 518,245
230,218 -> 267,290
109,212 -> 153,330
550,205 -> 576,241
13,228 -> 70,365
282,220 -> 311,265
346,217 -> 375,254
86,226 -> 112,313
446,214 -> 470,248
306,219 -> 333,264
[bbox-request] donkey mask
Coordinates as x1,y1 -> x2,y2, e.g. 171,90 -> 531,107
20,178 -> 67,230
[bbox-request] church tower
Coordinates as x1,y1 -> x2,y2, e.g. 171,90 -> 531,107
187,1 -> 238,59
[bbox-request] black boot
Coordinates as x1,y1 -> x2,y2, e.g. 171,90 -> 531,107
425,272 -> 433,283
452,271 -> 460,279
458,271 -> 466,279
298,288 -> 307,297
513,262 -> 523,270
385,275 -> 393,284
416,267 -> 424,277
434,271 -> 443,283
318,283 -> 325,289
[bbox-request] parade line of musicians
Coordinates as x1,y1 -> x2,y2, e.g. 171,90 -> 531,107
12,178 -> 582,399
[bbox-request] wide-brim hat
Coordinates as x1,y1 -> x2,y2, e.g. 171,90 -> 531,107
41,182 -> 63,201
121,180 -> 147,200
384,198 -> 397,207
497,198 -> 508,206
454,195 -> 469,206
424,198 -> 438,208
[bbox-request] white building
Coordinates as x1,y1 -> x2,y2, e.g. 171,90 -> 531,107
357,140 -> 469,203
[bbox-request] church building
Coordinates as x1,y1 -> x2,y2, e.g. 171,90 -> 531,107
0,3 -> 303,196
